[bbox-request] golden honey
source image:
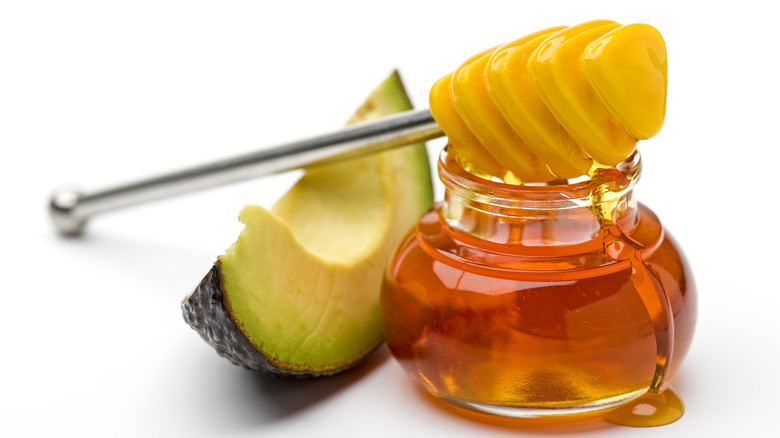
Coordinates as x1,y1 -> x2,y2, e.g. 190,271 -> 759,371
381,149 -> 696,419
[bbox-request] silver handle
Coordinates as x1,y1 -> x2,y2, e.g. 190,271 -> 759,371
50,108 -> 443,236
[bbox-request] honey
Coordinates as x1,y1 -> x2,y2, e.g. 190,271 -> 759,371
380,149 -> 696,420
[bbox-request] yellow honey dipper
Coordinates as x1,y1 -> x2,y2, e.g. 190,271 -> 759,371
431,19 -> 668,183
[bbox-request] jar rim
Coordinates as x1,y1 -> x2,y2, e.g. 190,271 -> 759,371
438,146 -> 641,209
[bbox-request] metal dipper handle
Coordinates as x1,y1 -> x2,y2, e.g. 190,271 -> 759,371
49,109 -> 443,236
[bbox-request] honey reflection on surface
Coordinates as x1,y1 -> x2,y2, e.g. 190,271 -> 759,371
417,384 -> 683,429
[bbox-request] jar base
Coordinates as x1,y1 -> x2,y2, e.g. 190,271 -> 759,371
436,387 -> 648,420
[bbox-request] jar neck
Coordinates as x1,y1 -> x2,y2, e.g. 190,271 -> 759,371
439,147 -> 641,247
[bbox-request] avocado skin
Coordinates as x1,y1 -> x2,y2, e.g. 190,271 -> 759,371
182,262 -> 277,375
182,262 -> 359,378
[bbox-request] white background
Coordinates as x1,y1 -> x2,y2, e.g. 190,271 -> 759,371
1,1 -> 778,437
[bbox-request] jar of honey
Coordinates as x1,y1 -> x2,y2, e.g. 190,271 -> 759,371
380,147 -> 696,419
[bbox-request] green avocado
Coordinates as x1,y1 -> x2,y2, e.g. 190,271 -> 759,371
182,71 -> 433,377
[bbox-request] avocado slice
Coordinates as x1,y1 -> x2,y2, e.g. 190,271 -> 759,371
182,71 -> 433,377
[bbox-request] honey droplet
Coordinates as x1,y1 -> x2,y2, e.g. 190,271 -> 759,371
604,386 -> 683,427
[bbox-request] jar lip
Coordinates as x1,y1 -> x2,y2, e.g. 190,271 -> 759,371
439,146 -> 641,203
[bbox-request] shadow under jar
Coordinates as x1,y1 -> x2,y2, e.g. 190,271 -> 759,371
381,147 -> 696,419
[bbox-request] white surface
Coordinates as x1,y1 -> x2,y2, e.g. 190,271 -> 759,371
1,1 -> 779,436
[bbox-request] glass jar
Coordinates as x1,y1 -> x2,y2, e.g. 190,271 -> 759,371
381,147 -> 696,419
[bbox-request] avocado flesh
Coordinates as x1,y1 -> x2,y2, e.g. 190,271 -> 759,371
183,71 -> 433,376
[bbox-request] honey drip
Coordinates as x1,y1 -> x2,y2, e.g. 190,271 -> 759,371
604,385 -> 683,427
599,175 -> 675,394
